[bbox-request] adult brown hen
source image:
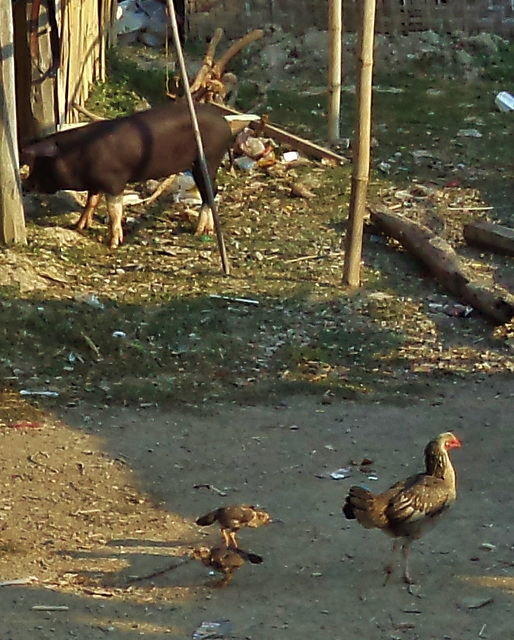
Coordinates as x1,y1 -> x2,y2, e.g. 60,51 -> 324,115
343,432 -> 461,584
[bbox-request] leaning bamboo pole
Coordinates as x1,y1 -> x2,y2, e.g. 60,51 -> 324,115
342,0 -> 376,287
165,0 -> 230,275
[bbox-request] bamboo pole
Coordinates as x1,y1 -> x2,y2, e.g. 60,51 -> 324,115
165,0 -> 230,275
327,0 -> 342,144
342,0 -> 376,287
0,0 -> 26,244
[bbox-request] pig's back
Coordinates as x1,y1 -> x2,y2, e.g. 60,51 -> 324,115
91,102 -> 232,191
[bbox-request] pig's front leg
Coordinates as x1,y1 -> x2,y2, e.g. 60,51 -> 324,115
194,204 -> 214,236
105,194 -> 125,248
76,191 -> 102,231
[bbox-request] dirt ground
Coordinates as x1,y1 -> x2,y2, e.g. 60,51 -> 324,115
0,375 -> 512,640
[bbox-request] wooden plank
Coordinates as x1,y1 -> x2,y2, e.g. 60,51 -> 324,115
464,221 -> 514,257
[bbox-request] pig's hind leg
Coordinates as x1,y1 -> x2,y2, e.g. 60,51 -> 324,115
195,204 -> 215,237
105,194 -> 125,248
192,166 -> 216,237
76,192 -> 102,231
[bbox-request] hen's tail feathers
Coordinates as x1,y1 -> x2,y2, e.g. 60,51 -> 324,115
343,486 -> 384,529
244,551 -> 264,565
196,511 -> 217,526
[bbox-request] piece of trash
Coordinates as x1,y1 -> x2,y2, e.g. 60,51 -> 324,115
209,294 -> 259,306
0,576 -> 38,587
408,584 -> 422,598
458,596 -> 493,610
330,467 -> 352,480
112,331 -> 127,339
20,390 -> 59,398
282,150 -> 300,163
377,161 -> 391,174
192,620 -> 233,640
175,172 -> 202,205
9,421 -> 43,429
74,292 -> 105,309
367,474 -> 379,481
116,0 -> 149,36
193,484 -> 228,497
233,156 -> 256,171
457,128 -> 483,138
428,302 -> 473,318
495,91 -> 514,112
479,542 -> 496,551
32,605 -> 69,611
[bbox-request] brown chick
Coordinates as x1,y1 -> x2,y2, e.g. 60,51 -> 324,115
192,545 -> 263,586
343,432 -> 461,584
196,505 -> 271,547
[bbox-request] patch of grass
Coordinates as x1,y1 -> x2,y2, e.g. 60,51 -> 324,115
6,42 -> 514,408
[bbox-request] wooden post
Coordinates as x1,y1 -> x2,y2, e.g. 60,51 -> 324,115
327,0 -> 342,144
0,0 -> 27,245
342,0 -> 376,287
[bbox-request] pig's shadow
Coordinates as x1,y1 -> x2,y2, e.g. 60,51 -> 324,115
23,191 -> 83,223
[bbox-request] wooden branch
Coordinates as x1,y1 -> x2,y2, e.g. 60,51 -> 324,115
189,28 -> 224,94
369,205 -> 514,325
72,102 -> 105,122
212,104 -> 347,165
213,29 -> 264,77
464,221 -> 514,257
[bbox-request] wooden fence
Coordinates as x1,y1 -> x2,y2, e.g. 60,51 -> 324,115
14,0 -> 116,144
187,0 -> 514,39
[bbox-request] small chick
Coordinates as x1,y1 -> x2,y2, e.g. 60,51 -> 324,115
192,545 -> 263,586
196,504 -> 271,547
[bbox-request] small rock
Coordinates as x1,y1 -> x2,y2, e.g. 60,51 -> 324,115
459,596 -> 493,610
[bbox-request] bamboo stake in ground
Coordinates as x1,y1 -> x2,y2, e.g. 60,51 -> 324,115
165,0 -> 230,275
342,0 -> 376,286
327,0 -> 343,144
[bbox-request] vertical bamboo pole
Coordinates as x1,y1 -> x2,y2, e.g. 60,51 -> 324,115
327,0 -> 342,143
342,0 -> 376,287
0,0 -> 26,244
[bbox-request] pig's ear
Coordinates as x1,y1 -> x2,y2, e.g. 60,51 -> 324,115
33,140 -> 60,157
22,140 -> 59,159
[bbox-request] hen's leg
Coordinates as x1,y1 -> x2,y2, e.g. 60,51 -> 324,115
402,542 -> 413,584
383,540 -> 398,585
228,531 -> 238,548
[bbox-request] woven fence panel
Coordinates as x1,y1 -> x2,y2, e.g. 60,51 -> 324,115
188,0 -> 514,38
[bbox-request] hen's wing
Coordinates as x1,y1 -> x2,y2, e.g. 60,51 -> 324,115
384,473 -> 456,537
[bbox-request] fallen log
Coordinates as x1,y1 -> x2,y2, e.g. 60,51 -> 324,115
369,205 -> 514,324
463,220 -> 514,257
